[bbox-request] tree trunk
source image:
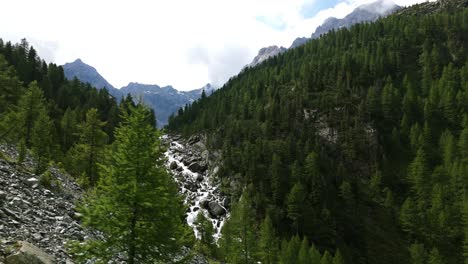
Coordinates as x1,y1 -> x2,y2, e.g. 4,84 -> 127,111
128,207 -> 137,264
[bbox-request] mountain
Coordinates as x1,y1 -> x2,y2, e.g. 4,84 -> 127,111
168,2 -> 467,263
311,0 -> 401,39
62,59 -> 121,98
247,45 -> 287,68
62,60 -> 217,127
120,82 -> 215,127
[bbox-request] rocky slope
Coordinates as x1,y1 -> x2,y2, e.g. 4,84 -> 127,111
0,145 -> 92,263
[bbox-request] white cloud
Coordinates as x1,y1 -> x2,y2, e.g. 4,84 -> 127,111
0,0 -> 433,90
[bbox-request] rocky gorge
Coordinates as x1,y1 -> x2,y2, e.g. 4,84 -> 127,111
162,134 -> 229,241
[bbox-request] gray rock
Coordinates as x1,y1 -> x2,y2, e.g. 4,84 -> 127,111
208,202 -> 226,218
5,241 -> 54,264
187,162 -> 206,173
24,178 -> 39,188
170,161 -> 178,170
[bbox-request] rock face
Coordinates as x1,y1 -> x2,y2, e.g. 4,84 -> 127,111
291,1 -> 402,50
0,144 -> 92,263
311,0 -> 400,39
247,46 -> 287,68
5,241 -> 54,264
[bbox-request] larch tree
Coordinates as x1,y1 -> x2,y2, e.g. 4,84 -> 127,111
66,108 -> 107,186
71,104 -> 189,264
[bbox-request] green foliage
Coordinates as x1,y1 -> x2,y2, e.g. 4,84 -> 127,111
70,104 -> 188,263
194,212 -> 215,256
169,5 -> 468,264
258,215 -> 278,264
31,109 -> 55,174
219,190 -> 257,264
65,108 -> 107,186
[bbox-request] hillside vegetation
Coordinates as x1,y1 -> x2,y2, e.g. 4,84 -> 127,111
168,2 -> 468,263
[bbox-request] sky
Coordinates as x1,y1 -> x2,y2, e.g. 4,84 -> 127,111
0,0 -> 432,91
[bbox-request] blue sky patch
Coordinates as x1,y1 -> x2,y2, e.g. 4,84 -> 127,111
300,0 -> 341,18
255,15 -> 287,31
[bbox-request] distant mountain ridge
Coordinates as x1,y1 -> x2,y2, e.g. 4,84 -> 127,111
62,59 -> 216,127
248,0 -> 401,66
310,0 -> 401,40
120,82 -> 215,127
63,59 -> 121,98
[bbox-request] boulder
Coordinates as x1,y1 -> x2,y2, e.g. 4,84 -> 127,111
169,161 -> 178,170
5,241 -> 54,264
208,202 -> 226,218
24,178 -> 39,188
184,181 -> 198,192
196,174 -> 203,182
187,162 -> 206,173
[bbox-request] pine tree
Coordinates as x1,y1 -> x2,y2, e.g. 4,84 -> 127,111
194,212 -> 215,255
280,235 -> 301,264
309,244 -> 322,263
287,183 -> 306,233
321,250 -> 333,264
428,247 -> 444,264
70,104 -> 188,264
333,249 -> 345,264
15,81 -> 48,147
66,108 -> 107,186
60,107 -> 78,152
31,110 -> 55,174
298,237 -> 310,264
400,197 -> 416,236
0,55 -> 22,113
258,215 -> 278,264
408,148 -> 429,200
409,243 -> 427,264
220,190 -> 257,264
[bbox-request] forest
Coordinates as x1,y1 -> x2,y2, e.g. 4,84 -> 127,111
168,2 -> 468,264
0,0 -> 467,263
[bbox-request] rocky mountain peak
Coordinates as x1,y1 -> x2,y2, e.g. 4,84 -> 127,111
248,45 -> 287,68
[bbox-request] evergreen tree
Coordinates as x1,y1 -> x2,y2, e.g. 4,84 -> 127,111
31,110 -> 55,174
309,244 -> 322,264
71,104 -> 188,264
220,190 -> 257,264
321,250 -> 333,264
60,107 -> 78,152
194,212 -> 215,255
66,108 -> 107,186
15,81 -> 48,147
258,215 -> 278,264
409,243 -> 427,264
428,248 -> 444,264
333,249 -> 345,264
298,237 -> 310,264
287,183 -> 306,233
0,55 -> 22,114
